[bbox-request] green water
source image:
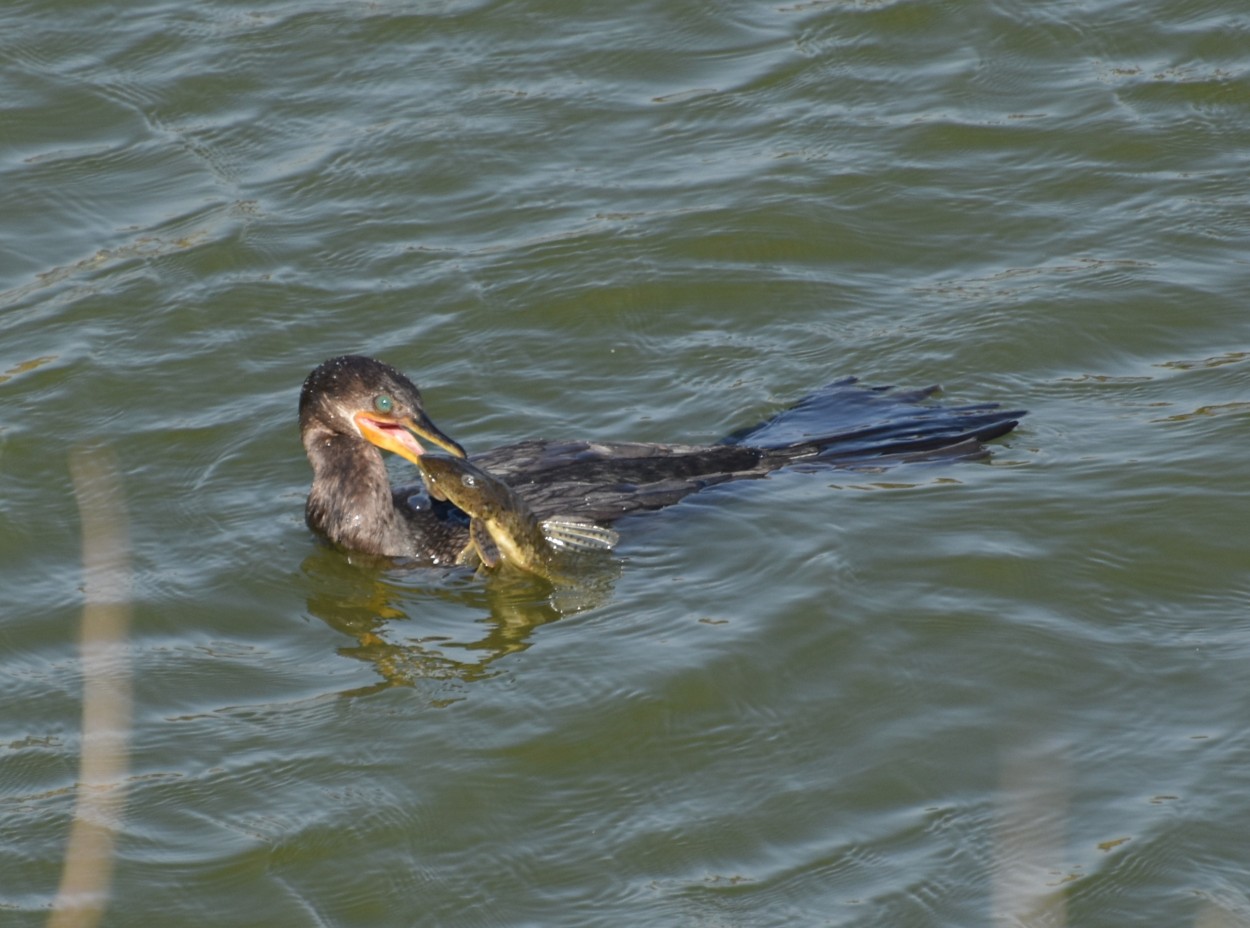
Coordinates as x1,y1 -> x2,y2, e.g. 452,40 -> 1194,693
4,0 -> 1249,925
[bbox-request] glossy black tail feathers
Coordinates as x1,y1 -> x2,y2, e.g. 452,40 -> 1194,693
723,378 -> 1024,466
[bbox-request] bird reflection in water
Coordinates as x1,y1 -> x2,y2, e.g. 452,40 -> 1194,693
300,544 -> 620,697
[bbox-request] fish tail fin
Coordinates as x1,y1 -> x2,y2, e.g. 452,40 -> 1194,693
541,518 -> 619,552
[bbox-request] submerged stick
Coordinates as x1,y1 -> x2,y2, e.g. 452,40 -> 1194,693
992,739 -> 1070,927
49,447 -> 133,928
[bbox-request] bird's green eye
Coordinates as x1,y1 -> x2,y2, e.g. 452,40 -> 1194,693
373,394 -> 394,414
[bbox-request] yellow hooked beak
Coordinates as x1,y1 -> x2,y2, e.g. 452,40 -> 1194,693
353,409 -> 466,465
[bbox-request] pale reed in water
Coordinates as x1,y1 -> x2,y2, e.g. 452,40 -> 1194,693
49,448 -> 133,928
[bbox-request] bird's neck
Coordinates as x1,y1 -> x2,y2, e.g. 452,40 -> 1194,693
304,431 -> 410,556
